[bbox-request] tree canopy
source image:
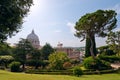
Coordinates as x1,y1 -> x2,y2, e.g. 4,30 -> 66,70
106,31 -> 120,55
0,0 -> 33,42
41,43 -> 54,60
13,38 -> 33,70
75,10 -> 117,58
48,52 -> 69,70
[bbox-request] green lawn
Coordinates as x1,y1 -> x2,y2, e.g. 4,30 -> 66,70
0,70 -> 120,80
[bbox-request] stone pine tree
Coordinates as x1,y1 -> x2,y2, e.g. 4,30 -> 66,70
75,10 -> 117,59
0,0 -> 33,43
85,36 -> 97,57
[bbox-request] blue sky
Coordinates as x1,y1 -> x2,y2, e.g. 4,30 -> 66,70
7,0 -> 120,47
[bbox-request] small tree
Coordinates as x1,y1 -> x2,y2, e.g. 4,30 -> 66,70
13,38 -> 33,70
48,52 -> 69,70
75,10 -> 117,59
41,43 -> 54,60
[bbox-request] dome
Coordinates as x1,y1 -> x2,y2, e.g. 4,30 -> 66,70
27,30 -> 39,41
27,30 -> 40,49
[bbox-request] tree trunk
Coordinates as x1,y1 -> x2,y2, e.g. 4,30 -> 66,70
22,64 -> 25,71
85,36 -> 97,57
90,36 -> 95,59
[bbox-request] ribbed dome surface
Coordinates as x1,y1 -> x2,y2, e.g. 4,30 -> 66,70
27,30 -> 40,49
27,30 -> 39,41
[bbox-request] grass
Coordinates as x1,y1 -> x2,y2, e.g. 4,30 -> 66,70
0,70 -> 120,80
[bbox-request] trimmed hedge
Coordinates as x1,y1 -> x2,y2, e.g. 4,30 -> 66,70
25,69 -> 117,75
98,55 -> 120,63
25,69 -> 73,75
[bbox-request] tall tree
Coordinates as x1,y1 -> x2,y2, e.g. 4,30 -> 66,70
13,38 -> 33,70
75,10 -> 117,58
106,31 -> 120,55
0,0 -> 33,42
41,43 -> 54,60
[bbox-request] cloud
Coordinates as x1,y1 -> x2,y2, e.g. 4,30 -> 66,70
67,22 -> 76,33
107,4 -> 120,14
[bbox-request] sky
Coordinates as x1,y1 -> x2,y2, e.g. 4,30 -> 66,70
7,0 -> 120,47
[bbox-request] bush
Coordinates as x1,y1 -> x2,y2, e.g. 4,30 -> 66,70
98,55 -> 120,63
9,61 -> 21,72
73,67 -> 83,76
83,57 -> 111,70
63,62 -> 72,69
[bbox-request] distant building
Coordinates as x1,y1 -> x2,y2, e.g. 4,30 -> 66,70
55,42 -> 82,61
26,30 -> 83,61
27,30 -> 40,49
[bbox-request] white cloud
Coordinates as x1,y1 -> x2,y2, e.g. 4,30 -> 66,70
107,4 -> 120,14
67,22 -> 76,33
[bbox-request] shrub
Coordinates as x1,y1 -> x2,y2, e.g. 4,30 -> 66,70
73,67 -> 83,77
26,60 -> 42,69
98,55 -> 120,63
63,62 -> 72,69
0,55 -> 14,68
9,61 -> 21,72
83,57 -> 111,70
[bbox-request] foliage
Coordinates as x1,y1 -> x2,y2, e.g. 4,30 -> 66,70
106,31 -> 120,55
41,43 -> 54,60
83,57 -> 111,70
25,69 -> 73,75
9,61 -> 21,72
0,43 -> 12,55
98,55 -> 120,63
75,10 -> 117,58
83,69 -> 117,75
63,62 -> 72,69
85,36 -> 97,57
48,52 -> 69,70
13,38 -> 33,70
73,67 -> 83,76
0,55 -> 14,68
26,60 -> 42,69
30,49 -> 41,60
0,0 -> 33,42
98,45 -> 116,56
